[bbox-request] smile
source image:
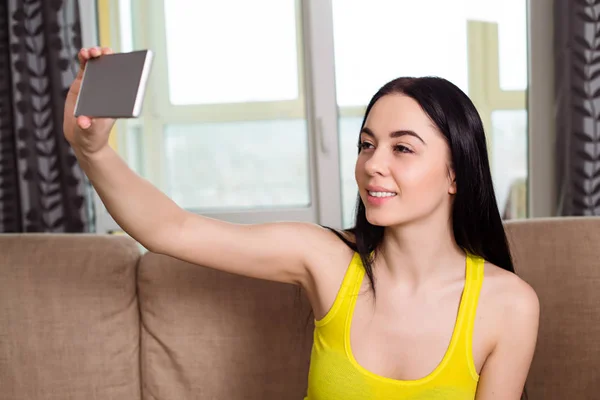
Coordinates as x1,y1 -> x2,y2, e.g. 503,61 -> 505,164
367,191 -> 397,198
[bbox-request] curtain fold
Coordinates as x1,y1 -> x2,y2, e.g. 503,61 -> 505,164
0,0 -> 92,232
556,0 -> 600,216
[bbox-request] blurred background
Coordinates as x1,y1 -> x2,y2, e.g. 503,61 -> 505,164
0,0 -> 592,234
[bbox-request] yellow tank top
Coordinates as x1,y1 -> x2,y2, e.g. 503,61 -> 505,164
305,252 -> 484,399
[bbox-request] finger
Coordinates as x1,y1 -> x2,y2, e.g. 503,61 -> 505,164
74,49 -> 90,81
101,47 -> 114,55
89,47 -> 102,58
78,48 -> 90,67
77,116 -> 92,130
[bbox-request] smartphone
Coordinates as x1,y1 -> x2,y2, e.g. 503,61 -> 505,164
74,49 -> 154,118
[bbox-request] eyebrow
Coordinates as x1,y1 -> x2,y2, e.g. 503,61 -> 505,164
360,127 -> 426,145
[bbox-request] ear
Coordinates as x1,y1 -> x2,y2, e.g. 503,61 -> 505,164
448,169 -> 457,195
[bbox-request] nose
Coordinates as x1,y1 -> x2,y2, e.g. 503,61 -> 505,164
363,147 -> 389,177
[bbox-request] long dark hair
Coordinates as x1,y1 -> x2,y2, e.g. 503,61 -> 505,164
329,76 -> 515,294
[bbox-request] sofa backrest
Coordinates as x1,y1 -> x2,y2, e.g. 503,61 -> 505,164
0,234 -> 142,400
1,217 -> 598,399
505,217 -> 600,399
137,252 -> 313,400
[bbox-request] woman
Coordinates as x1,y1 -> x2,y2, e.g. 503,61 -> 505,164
64,47 -> 539,399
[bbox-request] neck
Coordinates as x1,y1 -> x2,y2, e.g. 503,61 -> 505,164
377,214 -> 465,287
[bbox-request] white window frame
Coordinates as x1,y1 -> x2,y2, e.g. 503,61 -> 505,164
467,20 -> 528,218
85,0 -> 546,233
93,0 -> 344,232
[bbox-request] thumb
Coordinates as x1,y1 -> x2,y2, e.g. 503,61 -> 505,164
77,116 -> 92,130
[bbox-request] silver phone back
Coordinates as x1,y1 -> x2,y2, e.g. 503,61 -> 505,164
74,50 -> 153,118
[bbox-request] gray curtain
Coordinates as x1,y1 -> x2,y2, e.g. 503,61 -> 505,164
556,0 -> 600,215
0,0 -> 92,232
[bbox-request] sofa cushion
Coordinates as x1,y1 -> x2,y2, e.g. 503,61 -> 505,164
505,217 -> 600,400
138,253 -> 313,400
0,234 -> 141,400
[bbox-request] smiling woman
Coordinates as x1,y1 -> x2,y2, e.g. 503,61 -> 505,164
352,76 -> 514,281
305,76 -> 537,400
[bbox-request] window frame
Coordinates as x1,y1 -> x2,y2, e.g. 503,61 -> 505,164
91,0 -> 531,233
94,0 -> 344,233
467,20 -> 528,217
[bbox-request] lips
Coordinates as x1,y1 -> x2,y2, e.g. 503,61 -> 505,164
365,185 -> 397,205
366,185 -> 397,196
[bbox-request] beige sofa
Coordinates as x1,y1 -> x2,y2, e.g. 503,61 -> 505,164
1,217 -> 599,399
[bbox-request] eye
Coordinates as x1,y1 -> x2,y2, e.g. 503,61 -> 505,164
358,141 -> 374,151
394,145 -> 413,154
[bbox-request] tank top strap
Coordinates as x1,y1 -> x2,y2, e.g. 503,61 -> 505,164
463,252 -> 485,331
446,252 -> 485,380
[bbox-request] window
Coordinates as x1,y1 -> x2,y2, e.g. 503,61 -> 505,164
94,0 -> 528,233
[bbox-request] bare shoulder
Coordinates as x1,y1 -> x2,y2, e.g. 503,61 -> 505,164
277,222 -> 355,275
294,224 -> 356,318
479,262 -> 540,349
482,263 -> 540,318
301,224 -> 356,272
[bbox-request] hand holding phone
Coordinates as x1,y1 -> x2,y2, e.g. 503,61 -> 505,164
74,49 -> 153,118
63,47 -> 152,157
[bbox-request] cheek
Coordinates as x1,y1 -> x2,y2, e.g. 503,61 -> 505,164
392,159 -> 448,196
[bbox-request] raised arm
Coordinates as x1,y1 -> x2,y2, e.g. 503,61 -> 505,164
64,47 -> 330,287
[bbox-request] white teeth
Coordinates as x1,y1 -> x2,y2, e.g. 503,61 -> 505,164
368,191 -> 396,198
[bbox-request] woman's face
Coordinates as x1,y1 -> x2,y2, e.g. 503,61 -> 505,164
355,94 -> 456,227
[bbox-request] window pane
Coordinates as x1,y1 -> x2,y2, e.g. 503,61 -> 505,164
118,0 -> 133,52
164,120 -> 310,210
123,123 -> 144,176
465,0 -> 528,91
332,0 -> 471,108
163,0 -> 299,105
339,117 -> 362,228
491,110 -> 528,219
497,0 -> 527,91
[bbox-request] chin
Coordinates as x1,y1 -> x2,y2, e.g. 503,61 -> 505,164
364,208 -> 403,227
